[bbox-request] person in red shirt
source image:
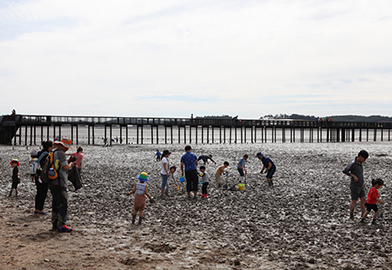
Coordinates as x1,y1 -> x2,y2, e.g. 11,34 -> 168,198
360,178 -> 384,224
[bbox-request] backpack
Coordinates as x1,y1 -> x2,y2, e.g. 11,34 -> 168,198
41,150 -> 59,183
29,159 -> 39,174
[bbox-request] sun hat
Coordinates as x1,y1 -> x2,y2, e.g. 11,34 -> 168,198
256,152 -> 263,157
10,159 -> 20,166
137,172 -> 149,182
54,138 -> 75,150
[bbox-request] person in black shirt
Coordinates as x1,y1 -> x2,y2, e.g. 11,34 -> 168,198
34,141 -> 53,215
9,159 -> 20,197
197,155 -> 216,165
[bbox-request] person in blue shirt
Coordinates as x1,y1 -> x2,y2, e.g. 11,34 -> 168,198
236,154 -> 248,183
180,145 -> 199,198
256,152 -> 276,187
155,149 -> 161,161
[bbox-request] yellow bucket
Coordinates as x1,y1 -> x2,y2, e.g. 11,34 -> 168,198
238,183 -> 245,191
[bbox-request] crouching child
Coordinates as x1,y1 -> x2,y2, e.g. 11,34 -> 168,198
129,172 -> 155,225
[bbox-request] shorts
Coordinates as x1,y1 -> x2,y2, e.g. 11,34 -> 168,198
215,174 -> 222,184
350,185 -> 366,200
237,167 -> 244,176
266,166 -> 276,179
160,174 -> 168,190
365,203 -> 378,212
12,180 -> 19,189
185,169 -> 199,192
134,195 -> 146,211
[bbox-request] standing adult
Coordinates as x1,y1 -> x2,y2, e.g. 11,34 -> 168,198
343,150 -> 369,220
35,141 -> 53,215
160,150 -> 171,196
49,138 -> 75,232
71,147 -> 84,177
256,152 -> 276,187
180,145 -> 199,198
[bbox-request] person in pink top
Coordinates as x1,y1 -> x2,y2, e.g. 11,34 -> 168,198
71,147 -> 84,176
360,178 -> 384,224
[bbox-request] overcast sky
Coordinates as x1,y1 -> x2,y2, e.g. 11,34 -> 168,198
1,0 -> 391,119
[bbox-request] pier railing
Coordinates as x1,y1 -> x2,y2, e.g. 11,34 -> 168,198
1,114 -> 392,145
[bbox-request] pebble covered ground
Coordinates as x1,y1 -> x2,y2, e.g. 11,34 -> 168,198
1,142 -> 392,269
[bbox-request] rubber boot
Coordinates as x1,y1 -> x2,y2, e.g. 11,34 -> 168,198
138,216 -> 143,225
132,215 -> 136,224
15,190 -> 18,197
8,190 -> 12,197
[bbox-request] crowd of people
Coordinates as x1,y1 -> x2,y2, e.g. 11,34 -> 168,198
8,138 -> 83,233
8,143 -> 385,232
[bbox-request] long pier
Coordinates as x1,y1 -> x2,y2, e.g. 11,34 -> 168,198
1,114 -> 392,146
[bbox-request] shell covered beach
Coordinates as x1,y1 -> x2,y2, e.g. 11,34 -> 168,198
1,142 -> 392,269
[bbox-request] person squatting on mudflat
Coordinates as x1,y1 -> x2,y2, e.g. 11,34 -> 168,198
256,153 -> 276,187
160,150 -> 171,196
237,154 -> 248,183
129,172 -> 154,225
215,161 -> 229,188
9,159 -> 20,197
197,154 -> 216,165
49,138 -> 75,233
181,145 -> 199,199
360,178 -> 384,225
34,141 -> 53,215
199,166 -> 209,198
343,150 -> 369,220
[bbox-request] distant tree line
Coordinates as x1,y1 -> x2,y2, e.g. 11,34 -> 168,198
196,115 -> 232,119
260,114 -> 392,122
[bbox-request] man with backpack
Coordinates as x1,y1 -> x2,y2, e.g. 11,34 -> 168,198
34,141 -> 53,215
47,138 -> 75,232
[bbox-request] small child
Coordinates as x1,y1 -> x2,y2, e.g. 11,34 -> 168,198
129,172 -> 154,225
9,159 -> 20,197
29,151 -> 39,182
361,178 -> 385,224
237,154 -> 248,183
215,161 -> 229,188
168,166 -> 180,193
199,166 -> 209,198
155,149 -> 161,161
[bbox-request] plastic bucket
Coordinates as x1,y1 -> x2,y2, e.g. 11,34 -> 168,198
238,183 -> 245,191
180,176 -> 185,183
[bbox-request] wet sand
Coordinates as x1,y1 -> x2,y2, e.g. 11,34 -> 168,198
1,142 -> 392,269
